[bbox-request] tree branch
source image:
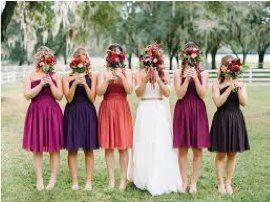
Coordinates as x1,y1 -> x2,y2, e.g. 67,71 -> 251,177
1,1 -> 17,43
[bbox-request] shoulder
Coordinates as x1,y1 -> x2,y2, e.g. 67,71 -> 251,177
51,72 -> 62,81
200,69 -> 209,77
124,67 -> 132,75
174,68 -> 181,78
135,69 -> 143,77
97,68 -> 107,77
63,74 -> 71,81
212,82 -> 219,90
26,70 -> 37,79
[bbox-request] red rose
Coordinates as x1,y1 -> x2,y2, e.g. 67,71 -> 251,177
46,57 -> 53,64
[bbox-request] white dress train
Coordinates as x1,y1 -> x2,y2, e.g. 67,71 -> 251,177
127,83 -> 182,196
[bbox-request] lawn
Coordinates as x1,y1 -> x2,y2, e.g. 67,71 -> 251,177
1,84 -> 270,202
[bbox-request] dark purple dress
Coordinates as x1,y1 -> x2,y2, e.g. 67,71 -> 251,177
209,86 -> 250,152
173,75 -> 210,148
64,76 -> 98,151
23,72 -> 65,152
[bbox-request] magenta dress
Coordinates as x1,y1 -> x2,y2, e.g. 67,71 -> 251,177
22,72 -> 65,152
173,74 -> 210,148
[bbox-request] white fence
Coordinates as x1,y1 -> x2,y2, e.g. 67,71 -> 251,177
1,66 -> 270,84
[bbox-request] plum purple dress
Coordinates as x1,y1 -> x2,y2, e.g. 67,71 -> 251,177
209,86 -> 250,152
173,74 -> 210,148
64,76 -> 98,151
23,72 -> 65,152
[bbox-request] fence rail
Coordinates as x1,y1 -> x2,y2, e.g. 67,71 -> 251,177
1,66 -> 270,84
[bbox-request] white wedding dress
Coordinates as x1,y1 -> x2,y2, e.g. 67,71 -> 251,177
128,83 -> 182,196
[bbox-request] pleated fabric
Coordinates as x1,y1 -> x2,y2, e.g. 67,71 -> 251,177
209,86 -> 250,152
173,75 -> 210,149
64,76 -> 98,151
98,80 -> 133,150
23,73 -> 64,152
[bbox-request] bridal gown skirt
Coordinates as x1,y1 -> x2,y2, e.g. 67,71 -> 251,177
128,98 -> 182,196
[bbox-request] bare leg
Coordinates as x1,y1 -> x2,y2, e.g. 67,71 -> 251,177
85,151 -> 94,191
33,152 -> 44,191
226,152 -> 237,195
68,151 -> 79,190
178,148 -> 188,193
215,152 -> 226,194
189,148 -> 203,194
119,149 -> 129,191
46,151 -> 60,190
105,149 -> 115,189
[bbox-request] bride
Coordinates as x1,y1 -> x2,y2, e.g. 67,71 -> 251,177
128,43 -> 182,196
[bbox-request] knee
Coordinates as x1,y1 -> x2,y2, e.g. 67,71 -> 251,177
227,152 -> 236,160
193,149 -> 202,158
216,153 -> 226,161
68,151 -> 78,157
105,149 -> 114,155
85,151 -> 93,158
178,148 -> 188,156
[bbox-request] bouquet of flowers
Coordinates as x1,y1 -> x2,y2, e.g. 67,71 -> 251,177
182,46 -> 201,67
70,54 -> 91,74
106,49 -> 126,81
36,49 -> 57,74
139,42 -> 165,88
223,59 -> 248,80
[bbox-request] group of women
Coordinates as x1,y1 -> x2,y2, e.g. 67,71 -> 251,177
22,42 -> 250,196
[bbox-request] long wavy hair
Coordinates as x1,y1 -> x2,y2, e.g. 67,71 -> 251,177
69,47 -> 91,77
179,42 -> 201,79
218,55 -> 234,84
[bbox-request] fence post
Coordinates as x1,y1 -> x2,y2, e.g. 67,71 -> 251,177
249,68 -> 252,83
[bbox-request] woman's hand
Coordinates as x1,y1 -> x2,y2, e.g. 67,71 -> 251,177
113,68 -> 125,79
104,69 -> 113,81
142,70 -> 149,84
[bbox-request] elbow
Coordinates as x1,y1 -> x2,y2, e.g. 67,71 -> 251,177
24,95 -> 31,100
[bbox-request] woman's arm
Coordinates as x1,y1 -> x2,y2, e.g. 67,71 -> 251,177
157,70 -> 170,97
96,70 -> 110,96
23,72 -> 44,100
83,73 -> 97,102
192,70 -> 208,99
63,75 -> 79,103
237,82 -> 248,106
135,71 -> 148,97
48,74 -> 63,101
114,68 -> 133,94
174,69 -> 190,99
212,82 -> 233,108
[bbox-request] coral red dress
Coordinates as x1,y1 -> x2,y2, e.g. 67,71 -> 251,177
98,79 -> 133,149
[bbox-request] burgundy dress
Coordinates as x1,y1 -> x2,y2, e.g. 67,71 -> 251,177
23,73 -> 65,152
173,74 -> 210,148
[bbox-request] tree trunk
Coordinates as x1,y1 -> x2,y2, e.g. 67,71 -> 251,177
175,55 -> 179,68
128,53 -> 132,69
210,50 -> 217,69
243,52 -> 248,64
258,50 -> 265,69
169,55 -> 173,70
19,60 -> 24,66
1,2 -> 17,43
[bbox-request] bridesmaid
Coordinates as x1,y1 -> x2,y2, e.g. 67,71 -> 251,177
173,42 -> 210,193
63,47 -> 98,190
97,44 -> 133,191
209,55 -> 250,195
23,46 -> 64,191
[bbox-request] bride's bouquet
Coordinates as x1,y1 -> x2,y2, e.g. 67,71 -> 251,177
140,42 -> 165,88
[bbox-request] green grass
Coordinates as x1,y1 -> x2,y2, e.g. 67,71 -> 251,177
1,84 -> 270,202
